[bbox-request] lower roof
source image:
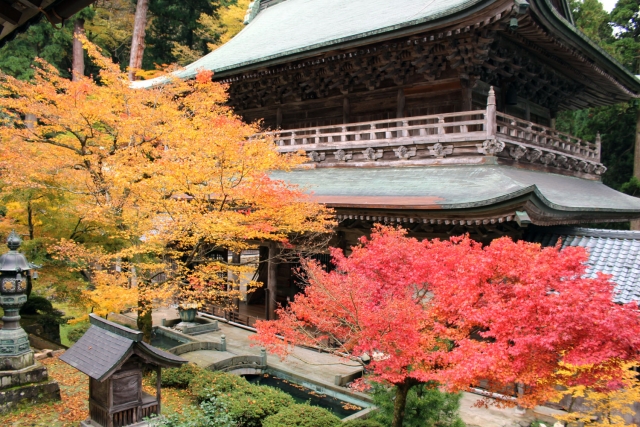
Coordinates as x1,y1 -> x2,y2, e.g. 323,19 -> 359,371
528,227 -> 640,304
272,164 -> 640,222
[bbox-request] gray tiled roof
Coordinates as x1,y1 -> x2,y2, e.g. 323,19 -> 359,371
530,227 -> 640,304
269,165 -> 640,213
60,325 -> 133,381
60,315 -> 186,381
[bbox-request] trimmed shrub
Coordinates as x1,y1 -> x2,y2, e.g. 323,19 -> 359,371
262,404 -> 341,427
217,384 -> 295,427
342,420 -> 384,427
189,370 -> 251,402
67,323 -> 90,343
161,364 -> 201,389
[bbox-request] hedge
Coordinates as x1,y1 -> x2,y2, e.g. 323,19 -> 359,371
262,404 -> 341,427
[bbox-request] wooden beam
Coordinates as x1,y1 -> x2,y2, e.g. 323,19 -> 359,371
0,4 -> 22,25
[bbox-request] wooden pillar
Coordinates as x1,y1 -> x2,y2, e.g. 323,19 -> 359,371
524,101 -> 531,121
486,86 -> 497,138
396,88 -> 405,118
461,79 -> 472,112
342,97 -> 350,124
276,108 -> 282,128
156,365 -> 162,415
632,107 -> 640,230
267,243 -> 278,320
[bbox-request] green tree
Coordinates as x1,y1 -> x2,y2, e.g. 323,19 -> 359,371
144,0 -> 217,67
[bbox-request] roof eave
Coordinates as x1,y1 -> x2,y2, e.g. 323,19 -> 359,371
531,0 -> 640,96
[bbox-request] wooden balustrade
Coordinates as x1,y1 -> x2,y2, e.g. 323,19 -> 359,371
90,402 -> 109,427
255,110 -> 487,147
496,112 -> 599,161
251,87 -> 601,163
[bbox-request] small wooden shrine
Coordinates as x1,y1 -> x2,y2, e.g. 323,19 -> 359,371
61,314 -> 186,427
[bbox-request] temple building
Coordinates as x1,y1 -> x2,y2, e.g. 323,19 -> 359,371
136,0 -> 640,322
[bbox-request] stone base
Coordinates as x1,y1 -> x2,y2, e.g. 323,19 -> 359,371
0,380 -> 60,413
0,362 -> 48,390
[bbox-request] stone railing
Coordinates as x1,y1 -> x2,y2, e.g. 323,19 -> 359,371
251,88 -> 605,176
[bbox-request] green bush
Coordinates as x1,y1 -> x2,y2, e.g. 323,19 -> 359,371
161,364 -> 201,389
188,370 -> 251,402
20,295 -> 53,315
66,323 -> 90,343
262,404 -> 341,427
217,384 -> 295,427
342,420 -> 384,427
370,382 -> 465,427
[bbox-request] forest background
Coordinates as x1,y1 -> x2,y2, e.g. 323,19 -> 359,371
0,0 -> 639,342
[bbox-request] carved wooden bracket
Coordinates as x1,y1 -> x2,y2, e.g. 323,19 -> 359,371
394,146 -> 417,160
362,147 -> 383,161
429,143 -> 453,158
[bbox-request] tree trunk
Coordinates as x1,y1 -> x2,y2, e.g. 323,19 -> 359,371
137,294 -> 153,343
72,18 -> 85,81
632,105 -> 640,231
27,198 -> 34,240
129,0 -> 150,81
391,382 -> 412,427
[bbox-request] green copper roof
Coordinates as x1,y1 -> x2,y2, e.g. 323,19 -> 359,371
270,165 -> 640,214
133,0 -> 486,88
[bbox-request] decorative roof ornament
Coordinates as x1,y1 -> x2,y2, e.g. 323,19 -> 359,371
7,230 -> 21,251
243,0 -> 262,25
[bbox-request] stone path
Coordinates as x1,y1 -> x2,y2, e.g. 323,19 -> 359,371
129,308 -> 563,427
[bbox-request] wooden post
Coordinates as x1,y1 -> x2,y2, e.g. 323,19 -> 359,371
396,88 -> 405,119
460,79 -> 472,112
595,132 -> 601,162
276,107 -> 282,128
267,243 -> 278,320
156,366 -> 162,415
343,97 -> 350,124
486,86 -> 497,139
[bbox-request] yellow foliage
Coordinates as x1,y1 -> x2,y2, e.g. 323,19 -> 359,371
553,362 -> 640,426
198,0 -> 251,51
0,37 -> 334,320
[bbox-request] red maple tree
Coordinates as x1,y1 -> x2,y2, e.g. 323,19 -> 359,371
253,226 -> 640,427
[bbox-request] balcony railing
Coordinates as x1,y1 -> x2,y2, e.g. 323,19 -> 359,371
252,88 -> 604,174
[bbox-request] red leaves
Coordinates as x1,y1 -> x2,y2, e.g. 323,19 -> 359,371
253,225 -> 640,407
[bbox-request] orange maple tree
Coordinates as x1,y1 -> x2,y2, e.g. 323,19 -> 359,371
253,226 -> 640,427
0,38 -> 333,337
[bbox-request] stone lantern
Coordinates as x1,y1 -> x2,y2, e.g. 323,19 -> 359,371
0,231 -> 35,370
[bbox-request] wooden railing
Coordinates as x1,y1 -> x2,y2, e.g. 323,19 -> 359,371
252,87 -> 601,163
496,112 -> 600,161
140,401 -> 159,420
258,111 -> 487,147
112,407 -> 136,427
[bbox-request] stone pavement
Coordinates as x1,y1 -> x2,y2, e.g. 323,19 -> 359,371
132,308 -> 563,427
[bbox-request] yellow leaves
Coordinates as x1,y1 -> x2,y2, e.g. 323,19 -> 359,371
553,362 -> 640,426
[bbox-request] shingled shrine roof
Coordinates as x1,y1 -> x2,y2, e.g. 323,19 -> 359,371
271,165 -> 640,222
528,227 -> 640,304
60,314 -> 186,381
